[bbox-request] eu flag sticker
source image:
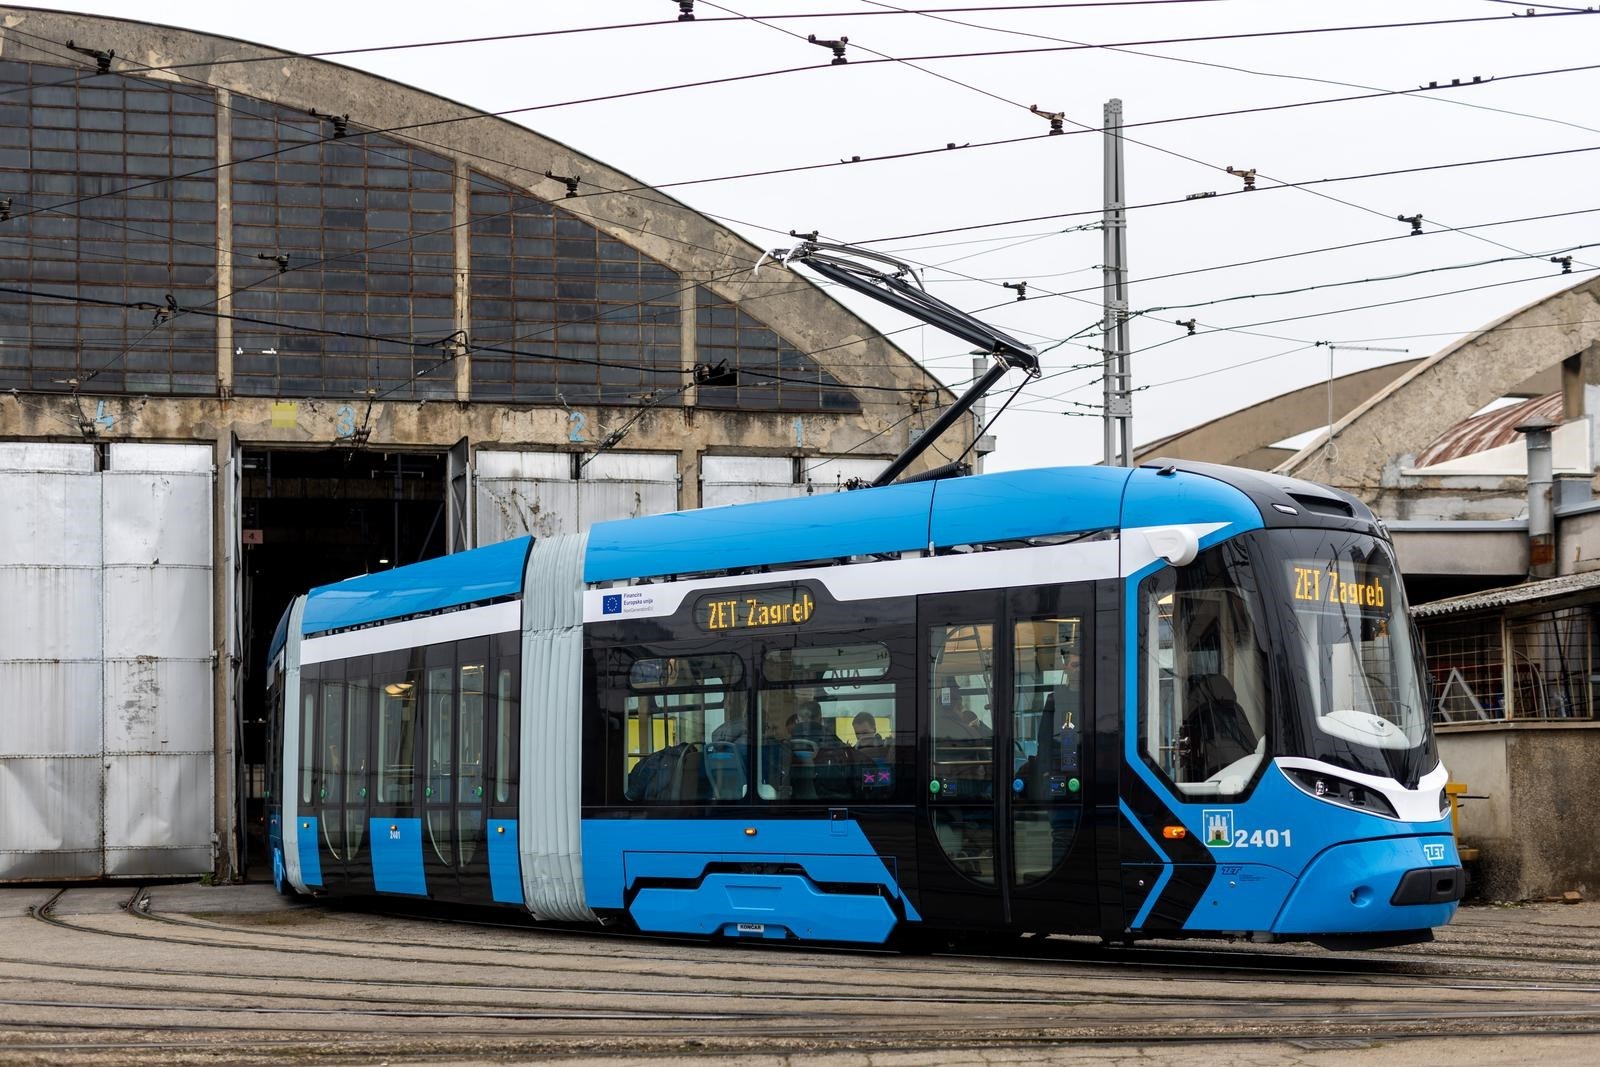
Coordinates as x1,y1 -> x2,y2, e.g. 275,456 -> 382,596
602,594 -> 623,615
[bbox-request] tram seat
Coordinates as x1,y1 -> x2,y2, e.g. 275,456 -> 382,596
788,739 -> 819,800
1208,736 -> 1266,795
670,744 -> 707,803
626,743 -> 708,802
1175,736 -> 1268,798
1179,674 -> 1258,782
704,740 -> 747,800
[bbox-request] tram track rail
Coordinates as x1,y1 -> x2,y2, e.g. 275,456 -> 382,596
9,887 -> 1600,1064
31,886 -> 1600,1002
134,889 -> 1600,998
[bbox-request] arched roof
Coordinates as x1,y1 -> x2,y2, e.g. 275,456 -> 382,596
1134,361 -> 1422,471
0,5 -> 952,418
1277,276 -> 1600,489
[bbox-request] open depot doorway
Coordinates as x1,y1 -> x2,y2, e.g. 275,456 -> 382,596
236,447 -> 448,869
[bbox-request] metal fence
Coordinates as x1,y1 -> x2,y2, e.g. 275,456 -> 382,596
1424,606 -> 1598,722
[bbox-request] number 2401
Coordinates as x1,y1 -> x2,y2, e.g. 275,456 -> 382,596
1235,828 -> 1291,848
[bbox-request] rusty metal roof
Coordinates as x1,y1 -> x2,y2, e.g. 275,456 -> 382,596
1412,392 -> 1562,468
1412,569 -> 1600,619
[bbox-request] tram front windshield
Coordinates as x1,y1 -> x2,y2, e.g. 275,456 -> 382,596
1262,528 -> 1436,787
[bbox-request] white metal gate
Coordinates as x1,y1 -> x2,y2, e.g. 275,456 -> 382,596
700,455 -> 882,507
474,451 -> 678,544
0,442 -> 214,880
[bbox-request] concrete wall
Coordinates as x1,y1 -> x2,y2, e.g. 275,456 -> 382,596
1391,526 -> 1528,579
1439,723 -> 1600,901
1557,505 -> 1600,575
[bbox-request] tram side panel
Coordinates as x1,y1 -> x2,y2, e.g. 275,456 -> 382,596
579,576 -> 923,944
270,604 -> 530,910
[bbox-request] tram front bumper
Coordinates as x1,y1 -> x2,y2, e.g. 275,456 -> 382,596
1273,834 -> 1463,935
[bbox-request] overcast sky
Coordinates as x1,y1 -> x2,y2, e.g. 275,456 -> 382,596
29,0 -> 1600,470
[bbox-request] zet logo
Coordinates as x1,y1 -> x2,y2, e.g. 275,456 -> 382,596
1423,842 -> 1447,862
602,594 -> 622,615
1201,809 -> 1234,848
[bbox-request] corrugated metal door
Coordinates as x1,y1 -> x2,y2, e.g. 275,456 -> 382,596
475,451 -> 577,543
474,451 -> 677,544
0,443 -> 104,879
700,455 -> 882,507
101,443 -> 214,877
579,453 -> 677,525
0,442 -> 215,880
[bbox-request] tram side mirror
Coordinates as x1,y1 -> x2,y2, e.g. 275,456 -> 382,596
1144,526 -> 1200,567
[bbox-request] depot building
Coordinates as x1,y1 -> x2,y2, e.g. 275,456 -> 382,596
0,7 -> 966,882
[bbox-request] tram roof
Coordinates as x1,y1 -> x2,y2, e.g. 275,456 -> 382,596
301,536 -> 531,635
583,464 -> 1268,582
288,462 -> 1364,639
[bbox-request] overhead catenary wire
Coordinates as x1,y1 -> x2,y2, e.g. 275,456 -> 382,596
9,16 -> 1600,312
9,21 -> 1600,228
0,283 -> 940,402
869,0 -> 1600,140
701,0 -> 1588,271
1,0 -> 1245,92
20,6 -> 1587,102
12,7 -> 1600,342
12,14 -> 1600,441
856,143 -> 1600,245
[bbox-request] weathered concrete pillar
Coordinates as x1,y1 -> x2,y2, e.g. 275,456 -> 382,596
453,159 -> 472,403
678,281 -> 700,510
214,89 -> 233,394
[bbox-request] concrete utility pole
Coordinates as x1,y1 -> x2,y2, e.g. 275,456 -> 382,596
1101,98 -> 1133,467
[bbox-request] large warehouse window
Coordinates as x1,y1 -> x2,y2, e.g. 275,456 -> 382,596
0,60 -> 218,394
695,289 -> 859,413
228,97 -> 456,398
468,173 -> 682,405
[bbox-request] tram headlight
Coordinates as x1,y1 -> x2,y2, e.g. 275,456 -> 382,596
1284,768 -> 1399,819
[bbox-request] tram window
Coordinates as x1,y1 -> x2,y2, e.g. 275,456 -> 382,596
299,686 -> 316,806
377,674 -> 418,804
617,652 -> 745,803
346,674 -> 370,856
928,623 -> 997,885
1012,618 -> 1084,885
1011,618 -> 1084,781
1140,545 -> 1271,798
929,623 -> 996,774
494,666 -> 515,805
427,666 -> 454,803
460,663 -> 486,806
757,640 -> 903,803
320,680 -> 346,859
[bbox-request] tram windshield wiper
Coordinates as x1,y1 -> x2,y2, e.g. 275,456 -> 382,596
766,241 -> 1040,487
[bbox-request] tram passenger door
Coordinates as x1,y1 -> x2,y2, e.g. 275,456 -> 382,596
314,663 -> 373,888
915,588 -> 1096,932
419,640 -> 492,900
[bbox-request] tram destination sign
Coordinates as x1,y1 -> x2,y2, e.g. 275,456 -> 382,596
1287,561 -> 1388,613
696,587 -> 816,632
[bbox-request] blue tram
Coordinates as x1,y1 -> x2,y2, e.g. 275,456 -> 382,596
265,458 -> 1464,946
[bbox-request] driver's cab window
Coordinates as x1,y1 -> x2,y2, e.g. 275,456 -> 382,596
1141,547 -> 1271,798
